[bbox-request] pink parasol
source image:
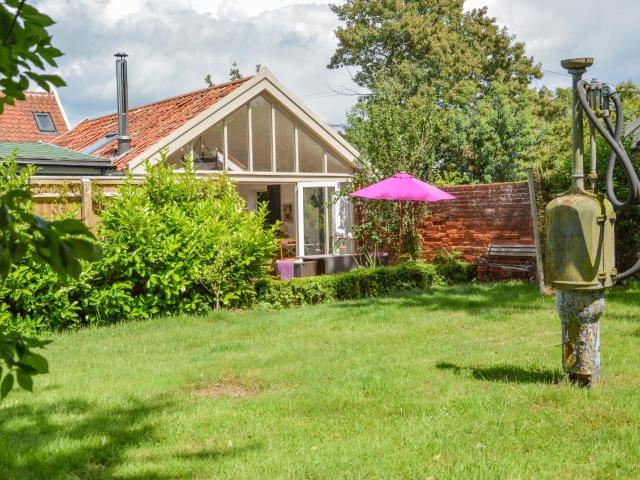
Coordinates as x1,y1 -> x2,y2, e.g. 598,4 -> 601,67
350,172 -> 455,254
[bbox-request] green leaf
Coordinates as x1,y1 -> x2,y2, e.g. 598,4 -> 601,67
16,371 -> 33,392
22,353 -> 48,374
50,218 -> 92,236
1,373 -> 14,399
65,238 -> 102,262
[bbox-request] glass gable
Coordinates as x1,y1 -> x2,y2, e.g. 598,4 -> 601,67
161,94 -> 353,175
250,96 -> 272,171
227,105 -> 249,169
275,108 -> 295,172
298,128 -> 323,173
193,121 -> 224,170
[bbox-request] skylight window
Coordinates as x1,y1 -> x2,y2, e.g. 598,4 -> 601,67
83,133 -> 117,154
33,112 -> 56,133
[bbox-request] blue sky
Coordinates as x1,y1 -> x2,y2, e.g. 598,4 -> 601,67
35,0 -> 640,127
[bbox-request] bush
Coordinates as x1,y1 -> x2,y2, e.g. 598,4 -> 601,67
84,156 -> 279,324
431,249 -> 476,283
1,154 -> 279,332
257,262 -> 445,309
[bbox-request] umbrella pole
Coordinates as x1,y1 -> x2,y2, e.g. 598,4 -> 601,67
399,201 -> 404,258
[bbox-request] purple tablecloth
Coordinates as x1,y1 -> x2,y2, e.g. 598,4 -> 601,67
276,260 -> 296,280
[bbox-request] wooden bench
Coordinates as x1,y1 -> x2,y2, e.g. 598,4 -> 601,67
479,244 -> 537,278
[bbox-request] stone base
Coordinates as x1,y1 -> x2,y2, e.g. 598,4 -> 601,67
555,290 -> 604,386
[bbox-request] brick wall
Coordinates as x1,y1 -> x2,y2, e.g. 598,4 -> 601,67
418,181 -> 535,281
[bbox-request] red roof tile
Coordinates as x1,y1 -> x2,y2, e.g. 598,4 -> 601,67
0,91 -> 69,142
53,77 -> 252,171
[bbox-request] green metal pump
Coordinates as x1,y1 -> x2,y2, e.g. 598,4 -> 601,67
544,57 -> 640,386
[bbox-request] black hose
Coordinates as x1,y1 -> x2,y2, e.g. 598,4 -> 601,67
576,79 -> 640,280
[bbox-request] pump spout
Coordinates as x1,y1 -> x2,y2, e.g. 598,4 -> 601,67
561,58 -> 593,193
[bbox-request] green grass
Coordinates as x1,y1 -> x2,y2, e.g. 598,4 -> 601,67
2,282 -> 640,479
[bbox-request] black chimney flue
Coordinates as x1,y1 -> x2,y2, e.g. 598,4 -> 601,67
115,52 -> 131,155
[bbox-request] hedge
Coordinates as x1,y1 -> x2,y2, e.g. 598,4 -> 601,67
256,262 -> 446,309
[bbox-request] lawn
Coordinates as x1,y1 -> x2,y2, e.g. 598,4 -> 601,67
1,282 -> 640,479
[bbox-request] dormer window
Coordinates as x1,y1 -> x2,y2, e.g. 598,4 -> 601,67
33,112 -> 56,133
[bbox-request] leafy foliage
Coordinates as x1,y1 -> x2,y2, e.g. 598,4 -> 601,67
329,0 -> 541,97
257,261 -> 445,309
0,0 -> 65,113
0,155 -> 100,398
228,61 -> 242,81
431,249 -> 476,284
83,154 -> 279,323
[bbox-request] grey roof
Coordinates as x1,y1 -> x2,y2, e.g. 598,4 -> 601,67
0,141 -> 113,168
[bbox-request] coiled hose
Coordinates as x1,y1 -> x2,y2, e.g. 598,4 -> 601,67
577,79 -> 640,280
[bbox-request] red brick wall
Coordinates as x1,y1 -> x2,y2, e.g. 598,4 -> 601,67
418,182 -> 535,280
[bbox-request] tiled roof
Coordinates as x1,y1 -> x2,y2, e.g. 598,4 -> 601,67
53,77 -> 253,171
0,142 -> 107,163
0,91 -> 69,142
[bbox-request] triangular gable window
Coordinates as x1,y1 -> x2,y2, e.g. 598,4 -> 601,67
165,94 -> 353,174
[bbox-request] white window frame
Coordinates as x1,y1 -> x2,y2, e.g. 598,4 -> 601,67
296,181 -> 340,257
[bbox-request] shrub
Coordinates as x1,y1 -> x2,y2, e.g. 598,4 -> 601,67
1,154 -> 279,331
431,249 -> 476,283
84,155 -> 279,323
257,262 -> 445,309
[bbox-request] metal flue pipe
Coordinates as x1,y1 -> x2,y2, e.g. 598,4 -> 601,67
115,52 -> 131,156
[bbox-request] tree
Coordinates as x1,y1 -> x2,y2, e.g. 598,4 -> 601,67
330,0 -> 544,183
204,73 -> 214,87
228,62 -> 242,81
345,76 -> 440,258
0,157 -> 101,399
0,0 -> 65,113
0,1 -> 99,399
444,84 -> 538,183
331,0 -> 548,256
329,0 -> 541,101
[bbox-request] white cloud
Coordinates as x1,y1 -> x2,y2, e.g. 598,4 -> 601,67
36,0 -> 356,126
33,1 -> 640,127
464,0 -> 640,90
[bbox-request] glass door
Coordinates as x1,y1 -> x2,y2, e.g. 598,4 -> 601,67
297,183 -> 338,256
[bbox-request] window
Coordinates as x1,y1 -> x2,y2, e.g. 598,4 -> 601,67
82,133 -> 116,154
193,121 -> 225,170
250,96 -> 272,171
275,109 -> 295,172
227,106 -> 249,169
167,144 -> 190,166
33,112 -> 56,133
298,128 -> 323,173
327,151 -> 352,174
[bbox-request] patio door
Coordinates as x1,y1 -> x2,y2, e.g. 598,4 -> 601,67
296,183 -> 339,256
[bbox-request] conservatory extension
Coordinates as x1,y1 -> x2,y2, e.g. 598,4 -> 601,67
53,67 -> 359,258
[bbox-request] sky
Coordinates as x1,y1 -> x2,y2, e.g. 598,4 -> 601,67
34,0 -> 640,128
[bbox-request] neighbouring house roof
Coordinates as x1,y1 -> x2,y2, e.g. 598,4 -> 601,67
53,77 -> 253,171
0,91 -> 70,142
0,142 -> 112,169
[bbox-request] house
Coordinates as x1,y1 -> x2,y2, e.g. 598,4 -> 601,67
53,54 -> 358,257
0,91 -> 70,142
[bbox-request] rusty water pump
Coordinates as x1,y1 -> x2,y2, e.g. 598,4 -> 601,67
544,57 -> 640,386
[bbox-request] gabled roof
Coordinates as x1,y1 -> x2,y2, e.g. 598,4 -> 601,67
53,68 -> 360,174
0,91 -> 70,142
53,77 -> 253,171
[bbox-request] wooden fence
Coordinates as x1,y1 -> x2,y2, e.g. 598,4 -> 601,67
28,176 -> 140,227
